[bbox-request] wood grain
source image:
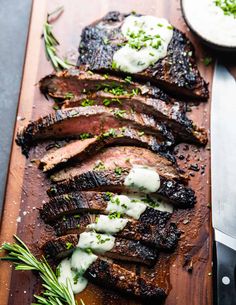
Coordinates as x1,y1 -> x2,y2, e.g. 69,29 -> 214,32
0,0 -> 215,304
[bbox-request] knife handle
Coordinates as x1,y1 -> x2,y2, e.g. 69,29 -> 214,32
213,241 -> 236,305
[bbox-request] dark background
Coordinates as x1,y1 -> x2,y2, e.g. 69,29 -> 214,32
0,0 -> 31,215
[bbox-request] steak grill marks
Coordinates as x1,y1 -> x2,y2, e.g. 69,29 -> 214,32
42,233 -> 158,266
39,191 -> 172,227
54,214 -> 180,251
78,11 -> 209,100
40,68 -> 208,145
47,169 -> 196,208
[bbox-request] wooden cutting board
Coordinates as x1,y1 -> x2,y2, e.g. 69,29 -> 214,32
0,0 -> 214,304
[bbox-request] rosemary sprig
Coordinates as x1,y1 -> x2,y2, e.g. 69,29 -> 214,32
0,235 -> 81,305
43,6 -> 71,71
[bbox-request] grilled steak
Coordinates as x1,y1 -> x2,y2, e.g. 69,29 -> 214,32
47,169 -> 196,208
40,68 -> 207,145
37,128 -> 175,172
42,233 -> 157,266
39,191 -> 172,227
51,146 -> 187,183
16,106 -> 174,156
85,258 -> 166,300
78,11 -> 209,100
54,214 -> 180,251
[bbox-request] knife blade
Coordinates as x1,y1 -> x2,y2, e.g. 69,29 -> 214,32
211,62 -> 236,305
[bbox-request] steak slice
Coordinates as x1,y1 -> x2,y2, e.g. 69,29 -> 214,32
50,146 -> 187,183
40,68 -> 207,145
16,106 -> 174,156
54,214 -> 180,251
85,258 -> 166,300
42,233 -> 157,266
78,11 -> 209,100
47,169 -> 196,208
39,191 -> 172,227
37,128 -> 175,172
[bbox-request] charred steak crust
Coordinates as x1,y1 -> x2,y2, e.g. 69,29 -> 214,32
85,258 -> 166,300
16,106 -> 174,157
54,214 -> 180,251
39,191 -> 172,227
78,11 -> 209,100
47,169 -> 196,208
42,233 -> 158,266
39,68 -> 207,145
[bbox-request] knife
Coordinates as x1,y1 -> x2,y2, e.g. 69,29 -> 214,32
211,62 -> 236,305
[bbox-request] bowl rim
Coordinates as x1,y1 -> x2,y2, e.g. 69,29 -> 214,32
180,0 -> 236,51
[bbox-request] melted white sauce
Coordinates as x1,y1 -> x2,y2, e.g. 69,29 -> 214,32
124,165 -> 160,193
106,193 -> 173,219
87,215 -> 129,234
57,249 -> 97,294
183,0 -> 236,47
113,15 -> 173,73
128,194 -> 173,213
78,232 -> 115,254
106,194 -> 147,219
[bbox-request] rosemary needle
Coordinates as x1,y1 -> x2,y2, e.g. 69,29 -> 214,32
0,235 -> 83,305
43,6 -> 72,71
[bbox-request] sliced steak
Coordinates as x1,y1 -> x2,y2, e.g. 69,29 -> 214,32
50,146 -> 187,183
78,11 -> 209,100
16,106 -> 174,156
39,191 -> 172,227
42,233 -> 157,266
47,169 -> 196,208
37,128 -> 175,172
54,214 -> 180,251
85,258 -> 166,300
40,68 -> 207,145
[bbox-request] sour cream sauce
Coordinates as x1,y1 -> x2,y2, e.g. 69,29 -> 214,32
183,0 -> 236,47
113,15 -> 173,73
124,165 -> 160,193
87,215 -> 129,234
57,249 -> 97,294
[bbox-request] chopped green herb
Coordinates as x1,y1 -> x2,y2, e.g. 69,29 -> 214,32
103,99 -> 111,106
112,61 -> 117,69
73,273 -> 80,284
149,52 -> 155,56
53,105 -> 60,110
74,214 -> 81,219
157,23 -> 163,27
108,211 -> 121,219
102,128 -> 116,138
215,0 -> 236,18
105,192 -> 113,200
81,99 -> 95,107
167,25 -> 174,30
203,56 -> 213,66
96,234 -> 110,244
84,248 -> 92,254
64,92 -> 74,100
103,74 -> 109,79
87,70 -> 94,75
138,131 -> 145,136
93,161 -> 106,171
66,242 -> 73,250
79,133 -> 91,140
114,167 -> 123,175
113,109 -> 126,118
102,37 -> 109,45
124,76 -> 132,84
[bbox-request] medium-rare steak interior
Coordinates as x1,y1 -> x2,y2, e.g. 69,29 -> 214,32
40,68 -> 208,145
